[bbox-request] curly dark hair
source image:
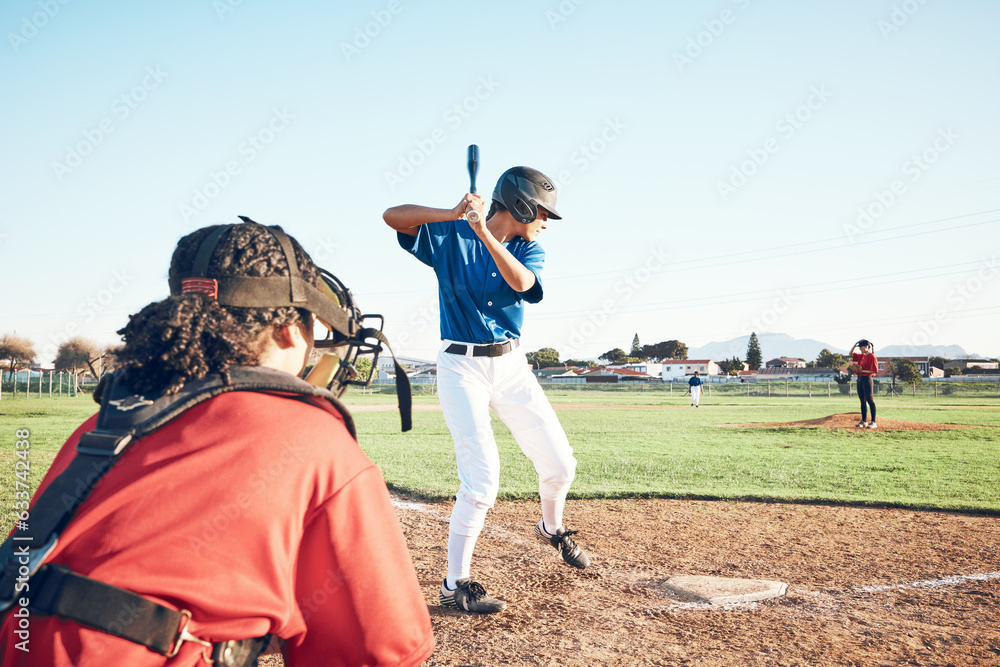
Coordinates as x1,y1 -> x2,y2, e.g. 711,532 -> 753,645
115,222 -> 320,395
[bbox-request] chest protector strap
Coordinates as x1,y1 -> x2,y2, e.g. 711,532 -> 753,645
0,366 -> 355,664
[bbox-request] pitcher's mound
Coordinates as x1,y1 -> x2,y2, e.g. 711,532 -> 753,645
729,413 -> 979,431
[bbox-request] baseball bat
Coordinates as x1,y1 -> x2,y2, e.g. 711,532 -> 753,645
466,144 -> 481,223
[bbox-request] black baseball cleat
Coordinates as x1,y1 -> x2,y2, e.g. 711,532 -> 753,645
440,578 -> 507,614
535,520 -> 590,569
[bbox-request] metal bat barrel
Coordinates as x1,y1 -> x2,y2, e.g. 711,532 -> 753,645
467,144 -> 479,194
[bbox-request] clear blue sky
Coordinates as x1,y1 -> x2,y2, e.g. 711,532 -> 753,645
3,0 -> 999,364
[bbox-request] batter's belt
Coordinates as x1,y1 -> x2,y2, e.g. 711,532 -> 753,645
445,340 -> 520,357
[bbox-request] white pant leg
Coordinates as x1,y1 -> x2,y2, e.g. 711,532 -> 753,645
691,385 -> 701,405
489,350 -> 577,503
437,346 -> 499,538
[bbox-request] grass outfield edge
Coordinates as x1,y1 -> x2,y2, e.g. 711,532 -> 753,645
385,483 -> 1000,518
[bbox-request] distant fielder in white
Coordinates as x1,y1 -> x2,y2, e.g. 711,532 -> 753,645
688,371 -> 704,407
384,165 -> 590,615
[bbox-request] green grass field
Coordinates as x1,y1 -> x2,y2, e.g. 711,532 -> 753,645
1,391 -> 998,531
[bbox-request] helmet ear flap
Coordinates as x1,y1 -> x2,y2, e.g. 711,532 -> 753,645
499,175 -> 537,223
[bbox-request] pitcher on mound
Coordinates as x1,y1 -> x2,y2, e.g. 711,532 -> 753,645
384,166 -> 590,614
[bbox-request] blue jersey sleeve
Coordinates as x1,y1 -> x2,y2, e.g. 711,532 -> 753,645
516,241 -> 545,304
397,220 -> 455,267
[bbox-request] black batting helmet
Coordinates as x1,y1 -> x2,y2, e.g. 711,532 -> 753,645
492,166 -> 562,223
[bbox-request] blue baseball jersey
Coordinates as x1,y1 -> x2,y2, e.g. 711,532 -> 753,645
398,220 -> 544,343
688,376 -> 703,387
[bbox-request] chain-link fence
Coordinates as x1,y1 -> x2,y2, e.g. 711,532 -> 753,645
0,371 -> 83,399
539,380 -> 1000,398
364,378 -> 1000,399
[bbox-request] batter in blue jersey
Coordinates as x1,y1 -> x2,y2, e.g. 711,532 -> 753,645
384,166 -> 589,615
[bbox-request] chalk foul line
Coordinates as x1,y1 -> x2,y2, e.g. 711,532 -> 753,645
857,571 -> 1000,593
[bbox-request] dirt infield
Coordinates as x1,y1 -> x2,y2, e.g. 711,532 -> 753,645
727,412 -> 987,432
262,497 -> 1000,666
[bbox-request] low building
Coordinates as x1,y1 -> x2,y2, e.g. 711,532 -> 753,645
377,354 -> 435,374
944,359 -> 999,371
756,366 -> 842,381
609,361 -> 663,377
765,357 -> 807,369
879,356 -> 943,378
548,368 -> 587,384
570,366 -> 659,384
660,359 -> 720,380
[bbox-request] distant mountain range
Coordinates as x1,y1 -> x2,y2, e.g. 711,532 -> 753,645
687,333 -> 977,362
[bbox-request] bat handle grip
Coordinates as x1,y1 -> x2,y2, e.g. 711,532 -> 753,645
467,210 -> 481,224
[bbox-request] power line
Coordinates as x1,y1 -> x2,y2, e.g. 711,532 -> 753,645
535,258 -> 1000,319
547,211 -> 1000,284
356,207 -> 1000,297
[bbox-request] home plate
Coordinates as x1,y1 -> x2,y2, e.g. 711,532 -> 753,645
663,575 -> 788,605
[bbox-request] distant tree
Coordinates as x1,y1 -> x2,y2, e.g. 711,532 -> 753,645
0,333 -> 36,381
102,345 -> 123,374
944,366 -> 963,378
354,356 -> 374,383
599,348 -> 628,365
929,356 -> 948,370
717,356 -> 744,375
630,334 -> 641,357
641,339 -> 689,361
664,339 -> 688,360
815,348 -> 850,370
563,359 -> 597,368
638,343 -> 659,361
525,347 -> 561,369
745,332 -> 762,371
54,338 -> 103,379
887,357 -> 922,384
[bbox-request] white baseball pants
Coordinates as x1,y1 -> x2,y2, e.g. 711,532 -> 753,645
437,341 -> 577,580
691,385 -> 702,406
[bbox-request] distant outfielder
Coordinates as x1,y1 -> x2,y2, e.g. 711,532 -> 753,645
688,371 -> 704,407
384,162 -> 589,615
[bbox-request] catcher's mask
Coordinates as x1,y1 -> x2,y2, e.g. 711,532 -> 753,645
168,216 -> 412,430
492,166 -> 563,224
